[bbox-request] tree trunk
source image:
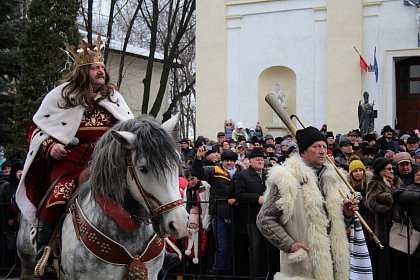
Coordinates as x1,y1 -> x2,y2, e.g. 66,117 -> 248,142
149,0 -> 195,117
87,0 -> 93,43
117,1 -> 142,88
141,0 -> 159,114
104,0 -> 117,64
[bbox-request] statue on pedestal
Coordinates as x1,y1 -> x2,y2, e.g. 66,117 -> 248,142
358,91 -> 376,135
272,84 -> 287,127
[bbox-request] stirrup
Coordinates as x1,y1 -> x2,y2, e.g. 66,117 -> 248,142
34,246 -> 52,277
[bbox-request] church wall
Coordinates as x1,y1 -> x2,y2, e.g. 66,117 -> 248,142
196,0 -> 228,140
327,0 -> 363,133
196,0 -> 420,140
226,0 -> 327,134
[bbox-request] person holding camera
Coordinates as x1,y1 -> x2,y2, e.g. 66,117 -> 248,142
192,147 -> 238,274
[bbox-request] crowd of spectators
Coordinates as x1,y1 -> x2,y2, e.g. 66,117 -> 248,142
0,147 -> 23,276
1,118 -> 420,279
178,120 -> 420,280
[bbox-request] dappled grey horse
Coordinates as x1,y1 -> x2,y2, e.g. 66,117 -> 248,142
17,115 -> 188,279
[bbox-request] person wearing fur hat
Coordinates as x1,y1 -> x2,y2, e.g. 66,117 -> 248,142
326,131 -> 339,151
256,126 -> 359,280
235,148 -> 270,277
365,157 -> 402,279
192,147 -> 238,274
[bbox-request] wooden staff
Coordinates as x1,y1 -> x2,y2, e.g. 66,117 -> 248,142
265,93 -> 384,249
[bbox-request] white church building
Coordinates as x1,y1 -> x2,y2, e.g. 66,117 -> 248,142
196,0 -> 420,138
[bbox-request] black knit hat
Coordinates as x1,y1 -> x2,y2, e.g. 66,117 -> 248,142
296,126 -> 327,152
372,157 -> 392,175
248,148 -> 265,159
221,150 -> 238,161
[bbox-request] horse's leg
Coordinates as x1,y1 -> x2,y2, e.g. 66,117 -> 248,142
16,216 -> 36,280
146,253 -> 165,280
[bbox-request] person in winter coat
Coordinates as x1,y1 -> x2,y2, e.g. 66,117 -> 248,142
394,152 -> 414,186
377,125 -> 400,153
365,157 -> 402,280
235,148 -> 269,277
392,166 -> 420,279
192,148 -> 238,274
346,156 -> 377,274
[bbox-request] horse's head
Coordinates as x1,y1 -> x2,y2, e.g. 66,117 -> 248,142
90,115 -> 188,238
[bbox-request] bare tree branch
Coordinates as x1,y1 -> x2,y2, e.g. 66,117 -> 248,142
141,0 -> 159,114
104,0 -> 117,63
117,0 -> 143,88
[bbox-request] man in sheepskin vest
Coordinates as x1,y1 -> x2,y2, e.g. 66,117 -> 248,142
256,126 -> 359,280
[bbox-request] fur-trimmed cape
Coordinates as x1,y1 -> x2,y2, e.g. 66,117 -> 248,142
263,155 -> 350,280
16,83 -> 134,227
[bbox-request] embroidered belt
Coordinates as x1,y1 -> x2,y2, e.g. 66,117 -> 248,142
70,200 -> 165,279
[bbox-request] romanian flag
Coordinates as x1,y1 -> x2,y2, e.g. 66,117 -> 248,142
354,47 -> 368,72
359,55 -> 368,72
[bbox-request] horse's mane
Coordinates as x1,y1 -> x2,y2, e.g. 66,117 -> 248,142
76,116 -> 181,205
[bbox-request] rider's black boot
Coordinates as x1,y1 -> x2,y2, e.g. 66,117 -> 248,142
162,250 -> 181,270
35,221 -> 58,280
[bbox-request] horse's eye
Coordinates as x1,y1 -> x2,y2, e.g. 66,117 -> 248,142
140,166 -> 148,174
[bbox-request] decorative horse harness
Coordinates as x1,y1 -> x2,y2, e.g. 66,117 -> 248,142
68,151 -> 185,280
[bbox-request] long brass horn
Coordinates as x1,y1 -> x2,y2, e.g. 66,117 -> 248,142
265,93 -> 384,249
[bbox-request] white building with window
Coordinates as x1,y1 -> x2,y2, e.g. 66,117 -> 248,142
196,0 -> 420,138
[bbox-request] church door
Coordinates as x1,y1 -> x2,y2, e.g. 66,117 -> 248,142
396,57 -> 420,131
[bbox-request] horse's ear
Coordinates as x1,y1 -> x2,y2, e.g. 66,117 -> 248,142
111,131 -> 136,149
161,112 -> 180,133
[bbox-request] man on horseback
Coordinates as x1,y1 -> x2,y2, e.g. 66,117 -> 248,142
15,36 -> 134,279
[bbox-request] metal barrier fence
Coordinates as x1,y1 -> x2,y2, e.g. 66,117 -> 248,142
0,200 -> 278,279
0,202 -> 20,278
159,200 -> 280,280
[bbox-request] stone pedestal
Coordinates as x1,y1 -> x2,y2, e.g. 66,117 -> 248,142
266,124 -> 291,138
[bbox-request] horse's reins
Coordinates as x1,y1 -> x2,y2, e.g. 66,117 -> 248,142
125,151 -> 184,225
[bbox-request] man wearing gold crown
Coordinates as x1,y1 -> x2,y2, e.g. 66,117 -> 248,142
15,36 -> 134,279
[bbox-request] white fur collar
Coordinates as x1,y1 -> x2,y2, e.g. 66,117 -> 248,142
33,82 -> 133,145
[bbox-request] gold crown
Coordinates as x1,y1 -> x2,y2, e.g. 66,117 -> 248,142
64,35 -> 104,67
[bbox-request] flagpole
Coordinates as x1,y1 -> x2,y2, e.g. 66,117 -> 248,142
354,46 -> 362,56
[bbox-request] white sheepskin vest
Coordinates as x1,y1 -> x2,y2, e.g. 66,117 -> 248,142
267,155 -> 349,280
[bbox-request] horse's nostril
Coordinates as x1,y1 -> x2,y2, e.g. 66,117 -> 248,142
169,221 -> 177,234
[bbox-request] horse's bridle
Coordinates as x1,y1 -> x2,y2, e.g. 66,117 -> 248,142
125,151 -> 184,222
